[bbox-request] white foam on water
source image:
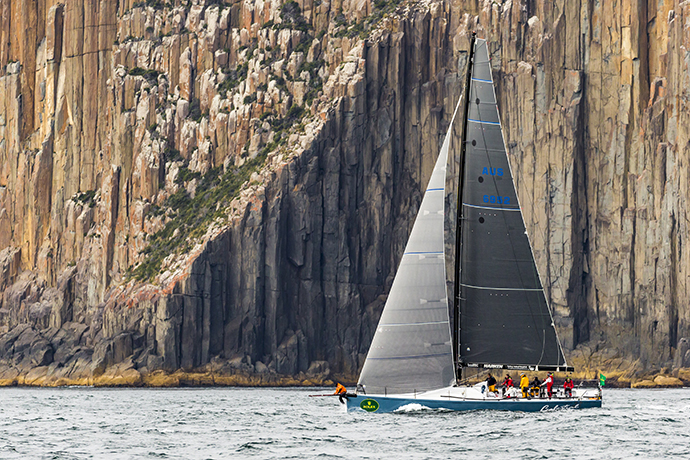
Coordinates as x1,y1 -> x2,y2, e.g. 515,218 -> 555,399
538,404 -> 577,412
394,403 -> 432,413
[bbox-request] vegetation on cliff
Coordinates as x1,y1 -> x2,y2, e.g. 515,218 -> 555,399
130,143 -> 275,282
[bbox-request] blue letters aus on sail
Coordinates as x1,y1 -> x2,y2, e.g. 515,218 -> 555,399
482,167 -> 503,176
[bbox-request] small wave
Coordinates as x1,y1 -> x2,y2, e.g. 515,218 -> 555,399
299,437 -> 337,443
237,438 -> 277,451
476,430 -> 506,440
237,443 -> 260,451
539,404 -> 577,412
394,403 -> 432,412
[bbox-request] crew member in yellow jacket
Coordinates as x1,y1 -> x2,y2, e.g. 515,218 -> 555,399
519,373 -> 529,398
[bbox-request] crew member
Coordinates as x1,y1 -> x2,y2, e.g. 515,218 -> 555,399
563,377 -> 574,398
486,373 -> 497,394
502,374 -> 513,397
541,372 -> 554,399
334,383 -> 347,395
530,376 -> 541,398
520,373 -> 529,398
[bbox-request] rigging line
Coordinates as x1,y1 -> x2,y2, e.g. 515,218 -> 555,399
471,62 -> 548,356
512,163 -> 553,273
536,329 -> 546,367
473,50 -> 568,368
537,168 -> 568,367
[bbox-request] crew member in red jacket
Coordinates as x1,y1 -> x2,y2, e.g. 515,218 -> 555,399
501,374 -> 513,398
563,377 -> 574,398
541,372 -> 554,399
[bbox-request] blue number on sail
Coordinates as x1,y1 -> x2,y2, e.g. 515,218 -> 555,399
482,167 -> 503,176
483,195 -> 510,204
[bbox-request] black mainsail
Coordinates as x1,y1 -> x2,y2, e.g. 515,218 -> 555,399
358,36 -> 571,397
457,38 -> 570,372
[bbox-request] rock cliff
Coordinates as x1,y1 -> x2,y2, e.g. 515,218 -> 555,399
0,0 -> 689,387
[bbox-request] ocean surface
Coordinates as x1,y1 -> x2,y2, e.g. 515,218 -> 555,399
0,386 -> 688,459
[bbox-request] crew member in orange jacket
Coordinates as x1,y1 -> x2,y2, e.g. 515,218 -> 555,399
334,383 -> 347,395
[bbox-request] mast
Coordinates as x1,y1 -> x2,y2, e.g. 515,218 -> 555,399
453,32 -> 476,375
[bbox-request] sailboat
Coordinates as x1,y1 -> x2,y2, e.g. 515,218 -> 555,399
344,35 -> 602,413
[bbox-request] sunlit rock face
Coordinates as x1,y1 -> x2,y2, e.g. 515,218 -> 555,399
0,0 -> 689,387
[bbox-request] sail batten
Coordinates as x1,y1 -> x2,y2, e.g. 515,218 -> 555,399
368,353 -> 452,360
463,203 -> 520,211
460,284 -> 544,292
468,119 -> 500,125
379,321 -> 448,327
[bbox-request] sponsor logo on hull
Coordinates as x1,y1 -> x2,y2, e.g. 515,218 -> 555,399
360,399 -> 380,412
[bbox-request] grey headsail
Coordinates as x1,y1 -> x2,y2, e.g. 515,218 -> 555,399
357,98 -> 463,395
458,39 -> 570,371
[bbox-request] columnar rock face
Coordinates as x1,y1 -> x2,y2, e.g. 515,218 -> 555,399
0,0 -> 689,386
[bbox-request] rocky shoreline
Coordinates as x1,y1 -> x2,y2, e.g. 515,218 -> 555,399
0,363 -> 352,388
0,363 -> 688,389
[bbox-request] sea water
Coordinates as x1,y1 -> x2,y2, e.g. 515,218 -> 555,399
0,387 -> 688,459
